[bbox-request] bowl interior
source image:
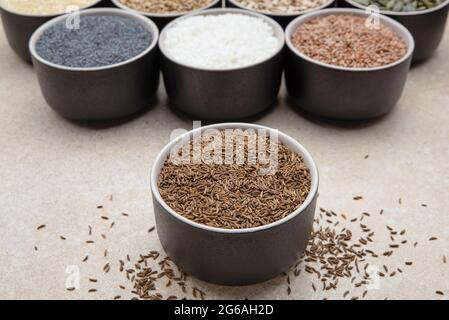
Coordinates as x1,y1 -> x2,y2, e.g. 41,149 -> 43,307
150,123 -> 319,234
343,0 -> 449,16
285,8 -> 415,71
29,8 -> 159,71
227,0 -> 336,17
158,8 -> 286,72
0,0 -> 104,18
111,0 -> 222,18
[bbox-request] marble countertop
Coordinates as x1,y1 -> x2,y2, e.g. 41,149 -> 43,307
0,20 -> 448,300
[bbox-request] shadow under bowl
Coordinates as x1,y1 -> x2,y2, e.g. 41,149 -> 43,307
150,122 -> 319,286
159,8 -> 285,122
285,8 -> 415,121
0,0 -> 108,62
29,8 -> 160,121
340,0 -> 449,62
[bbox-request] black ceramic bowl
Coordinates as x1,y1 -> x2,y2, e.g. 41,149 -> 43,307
285,8 -> 414,120
225,0 -> 336,28
0,0 -> 107,62
29,8 -> 159,121
151,123 -> 319,286
340,0 -> 449,62
111,0 -> 222,30
159,8 -> 285,121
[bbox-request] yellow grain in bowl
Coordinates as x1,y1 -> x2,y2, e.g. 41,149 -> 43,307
0,0 -> 99,15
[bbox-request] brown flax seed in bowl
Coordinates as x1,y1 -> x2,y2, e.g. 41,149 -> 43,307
157,130 -> 312,229
291,14 -> 407,68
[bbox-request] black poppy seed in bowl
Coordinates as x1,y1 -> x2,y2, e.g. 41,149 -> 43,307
35,15 -> 153,68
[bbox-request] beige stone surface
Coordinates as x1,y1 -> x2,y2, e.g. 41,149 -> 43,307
0,17 -> 448,300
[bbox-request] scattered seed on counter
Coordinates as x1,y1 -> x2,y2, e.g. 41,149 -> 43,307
33,200 -> 206,300
353,0 -> 443,12
35,15 -> 152,68
234,0 -> 329,13
163,13 -> 280,69
115,251 -> 203,300
0,0 -> 98,15
289,206 -> 418,299
291,14 -> 407,68
118,0 -> 214,14
37,225 -> 46,230
34,195 -> 444,299
158,130 -> 311,229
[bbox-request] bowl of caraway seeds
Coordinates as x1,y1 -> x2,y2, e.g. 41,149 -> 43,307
111,0 -> 222,29
151,123 -> 319,286
159,8 -> 285,121
285,8 -> 414,120
29,8 -> 160,121
0,0 -> 106,62
226,0 -> 336,28
341,0 -> 449,61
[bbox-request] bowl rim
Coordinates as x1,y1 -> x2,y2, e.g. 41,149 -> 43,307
343,0 -> 449,16
226,0 -> 336,17
28,8 -> 159,72
158,8 -> 285,72
150,122 -> 320,235
285,8 -> 415,72
110,0 -> 222,18
0,0 -> 103,18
